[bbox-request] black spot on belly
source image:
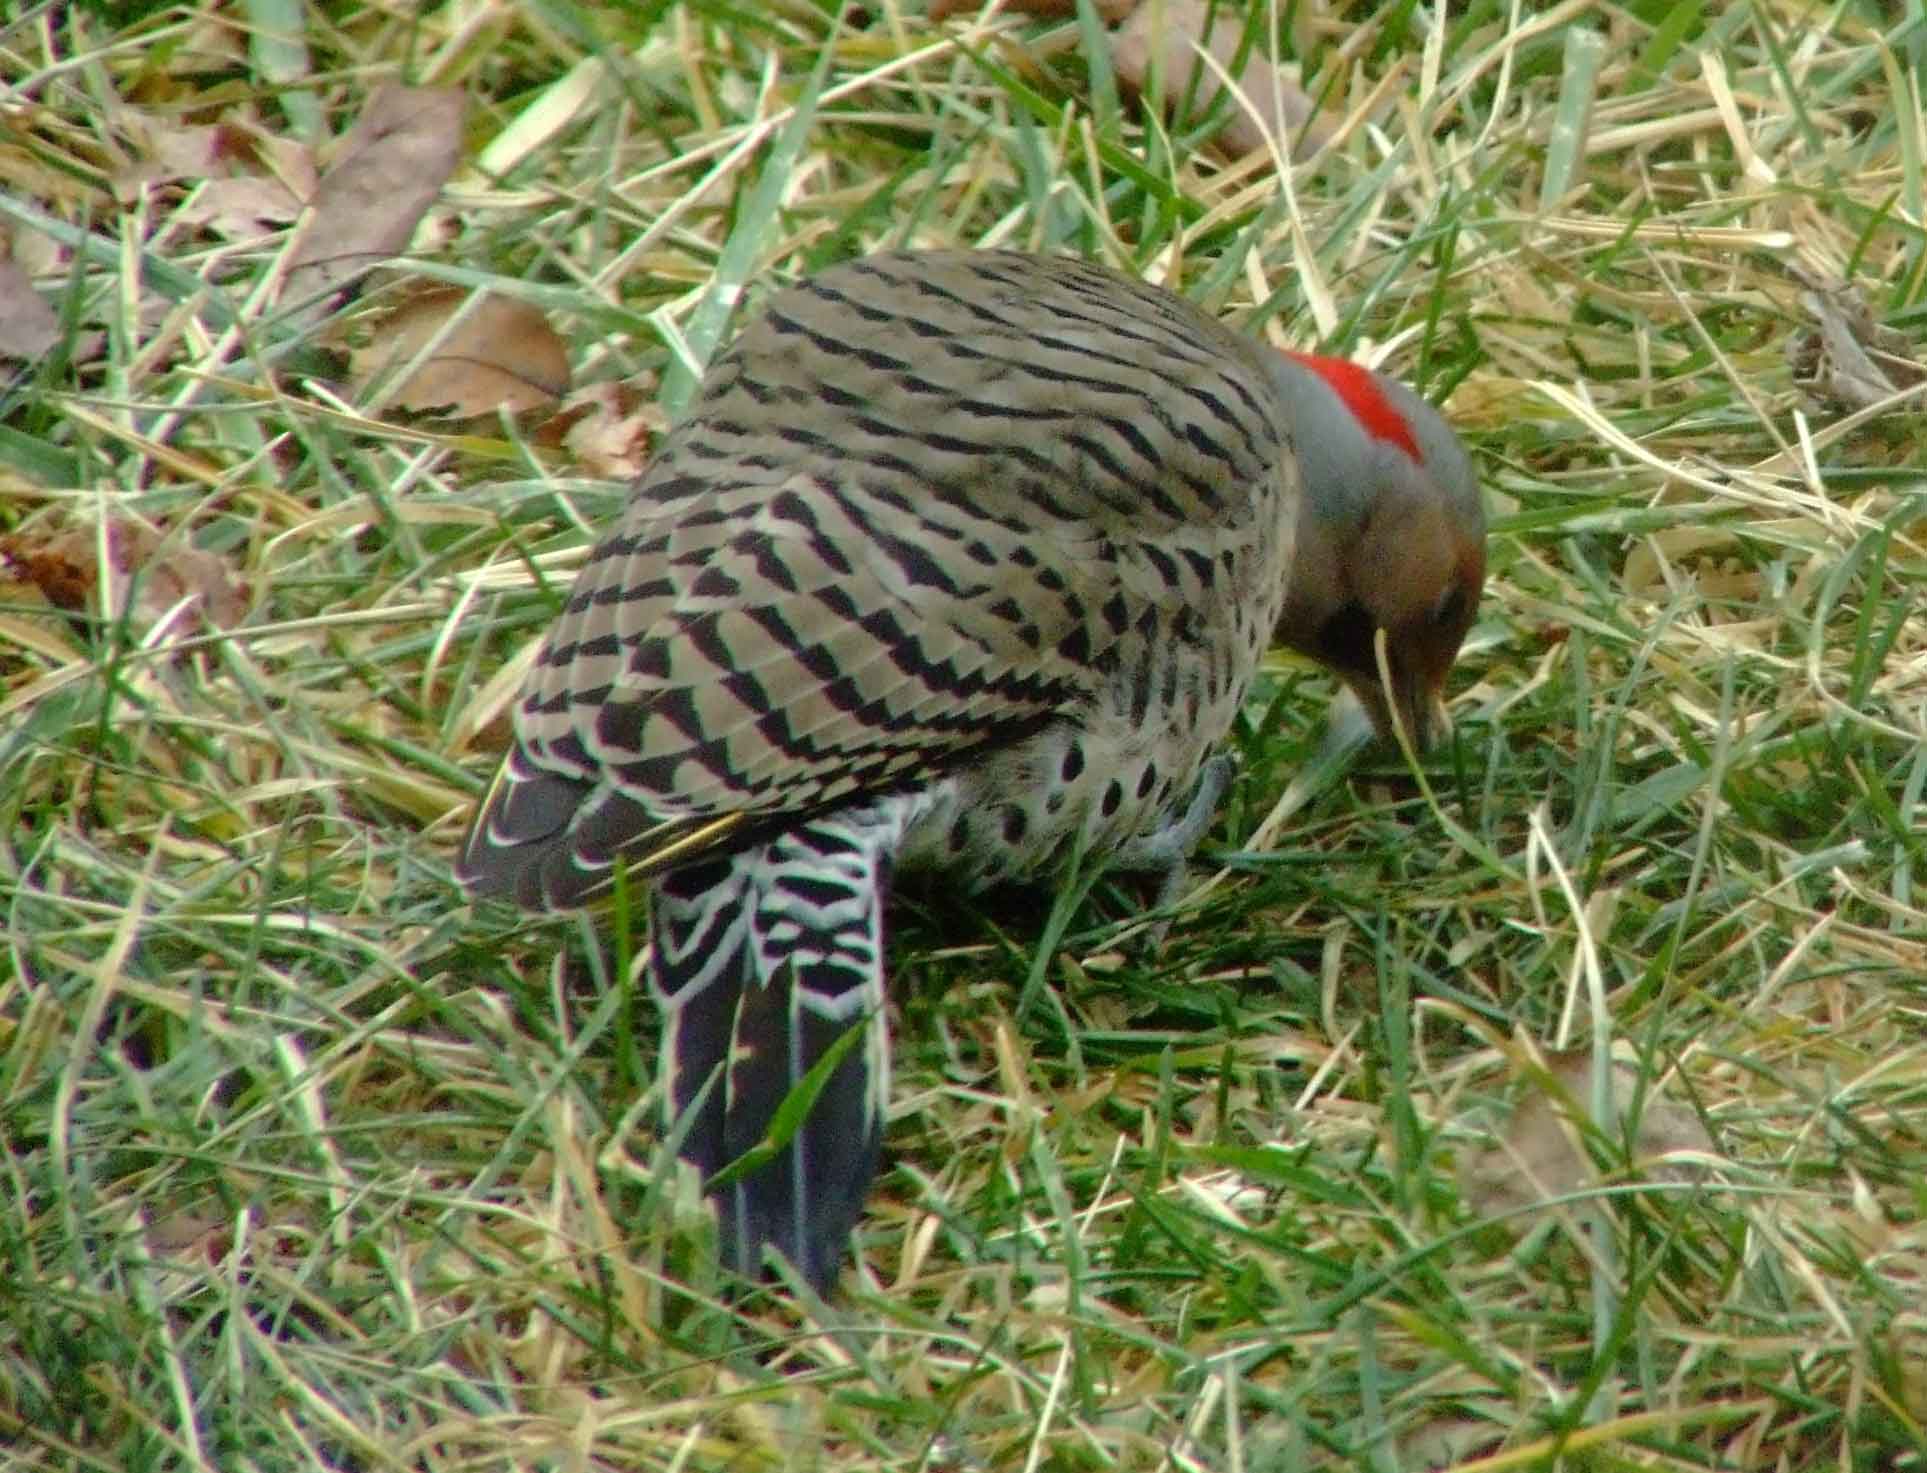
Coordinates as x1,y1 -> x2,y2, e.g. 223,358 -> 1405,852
1101,779 -> 1124,817
1061,743 -> 1086,782
1001,806 -> 1029,845
949,813 -> 971,853
1136,764 -> 1158,799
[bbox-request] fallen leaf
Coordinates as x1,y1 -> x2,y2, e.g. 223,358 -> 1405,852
115,120 -> 317,242
145,1204 -> 235,1262
1112,0 -> 1330,162
114,121 -> 239,196
0,536 -> 91,611
354,286 -> 570,419
0,257 -> 59,361
931,0 -> 1137,20
1788,268 -> 1927,416
284,85 -> 466,315
192,175 -> 313,241
534,379 -> 663,478
1621,525 -> 1741,599
1459,1048 -> 1717,1221
187,143 -> 314,241
1401,1414 -> 1506,1470
2,519 -> 249,638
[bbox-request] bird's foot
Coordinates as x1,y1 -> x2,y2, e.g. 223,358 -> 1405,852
1113,752 -> 1239,949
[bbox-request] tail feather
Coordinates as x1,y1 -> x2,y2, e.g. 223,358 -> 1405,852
649,800 -> 912,1291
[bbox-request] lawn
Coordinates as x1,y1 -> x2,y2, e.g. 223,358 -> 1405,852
2,1 -> 1925,1469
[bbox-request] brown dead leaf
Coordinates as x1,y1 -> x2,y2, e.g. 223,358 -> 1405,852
184,142 -> 315,242
1622,525 -> 1752,600
1112,0 -> 1330,162
190,174 -> 312,241
116,120 -> 316,242
2,519 -> 249,638
1,536 -> 91,611
146,1200 -> 321,1283
931,0 -> 1137,21
145,1204 -> 235,1263
285,85 -> 466,315
0,257 -> 58,362
533,380 -> 663,478
465,707 -> 516,755
115,120 -> 245,196
354,286 -> 570,419
1459,1048 -> 1717,1221
1788,269 -> 1927,416
1400,1414 -> 1506,1470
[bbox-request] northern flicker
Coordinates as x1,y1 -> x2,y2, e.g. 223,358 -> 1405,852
459,250 -> 1482,1292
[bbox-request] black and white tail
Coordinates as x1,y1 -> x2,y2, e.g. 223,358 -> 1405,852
649,799 -> 914,1290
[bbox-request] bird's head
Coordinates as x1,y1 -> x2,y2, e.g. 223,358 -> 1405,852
1266,350 -> 1485,751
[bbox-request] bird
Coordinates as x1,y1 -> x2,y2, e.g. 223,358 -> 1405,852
457,249 -> 1483,1293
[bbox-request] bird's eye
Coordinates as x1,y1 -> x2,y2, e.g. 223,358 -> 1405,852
1432,585 -> 1466,627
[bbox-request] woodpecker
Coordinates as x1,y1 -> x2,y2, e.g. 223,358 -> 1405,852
458,250 -> 1483,1292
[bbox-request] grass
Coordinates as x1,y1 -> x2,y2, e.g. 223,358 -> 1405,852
2,0 -> 1926,1468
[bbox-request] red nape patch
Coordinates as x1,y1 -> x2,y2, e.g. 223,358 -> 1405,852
1283,351 -> 1422,464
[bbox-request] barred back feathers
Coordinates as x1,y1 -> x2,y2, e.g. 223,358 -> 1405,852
461,249 -> 1310,1291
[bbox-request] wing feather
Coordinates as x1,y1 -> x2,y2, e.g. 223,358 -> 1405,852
460,250 -> 1297,903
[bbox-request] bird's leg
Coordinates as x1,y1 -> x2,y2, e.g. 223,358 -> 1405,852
1113,751 -> 1239,922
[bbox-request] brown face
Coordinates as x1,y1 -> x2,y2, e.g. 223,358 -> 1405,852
1311,512 -> 1484,750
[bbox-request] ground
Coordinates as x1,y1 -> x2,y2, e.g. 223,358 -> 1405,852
1,2 -> 1925,1469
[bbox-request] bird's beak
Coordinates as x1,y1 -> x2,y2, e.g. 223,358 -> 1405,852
1352,630 -> 1448,753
